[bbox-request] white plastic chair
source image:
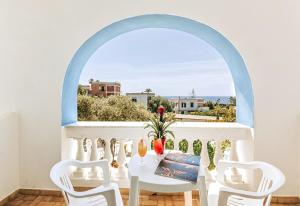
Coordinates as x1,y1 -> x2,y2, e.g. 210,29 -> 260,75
208,160 -> 285,206
50,159 -> 123,206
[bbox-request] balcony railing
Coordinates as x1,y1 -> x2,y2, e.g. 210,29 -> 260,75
62,121 -> 254,188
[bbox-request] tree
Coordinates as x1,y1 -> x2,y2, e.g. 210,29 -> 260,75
77,85 -> 88,95
206,100 -> 214,110
229,96 -> 236,106
77,95 -> 94,120
223,106 -> 236,122
211,104 -> 225,120
89,78 -> 94,84
215,98 -> 221,106
144,88 -> 152,93
77,95 -> 152,121
148,96 -> 174,113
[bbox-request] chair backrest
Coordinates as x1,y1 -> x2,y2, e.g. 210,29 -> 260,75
254,161 -> 285,195
217,160 -> 285,196
254,161 -> 285,206
50,160 -> 77,205
216,161 -> 285,206
50,160 -> 111,204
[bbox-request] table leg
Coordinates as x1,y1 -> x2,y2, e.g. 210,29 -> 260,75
184,191 -> 192,206
129,176 -> 139,206
199,176 -> 208,206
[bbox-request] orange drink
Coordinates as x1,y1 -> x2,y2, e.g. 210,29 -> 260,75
138,139 -> 147,165
138,139 -> 147,157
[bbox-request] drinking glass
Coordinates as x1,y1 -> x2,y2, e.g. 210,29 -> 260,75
138,138 -> 147,165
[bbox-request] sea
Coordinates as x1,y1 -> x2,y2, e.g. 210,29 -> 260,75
164,96 -> 234,105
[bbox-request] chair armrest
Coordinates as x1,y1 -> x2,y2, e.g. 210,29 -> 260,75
67,185 -> 116,198
219,185 -> 267,199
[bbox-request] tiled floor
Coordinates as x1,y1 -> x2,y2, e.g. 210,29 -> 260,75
4,192 -> 197,206
4,191 -> 299,206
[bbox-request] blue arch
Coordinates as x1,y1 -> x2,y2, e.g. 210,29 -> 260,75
62,14 -> 254,127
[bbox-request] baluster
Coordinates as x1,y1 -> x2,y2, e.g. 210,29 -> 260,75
132,139 -> 138,156
230,140 -> 243,183
117,139 -> 127,179
211,139 -> 223,181
214,139 -> 223,165
200,139 -> 212,181
147,138 -> 152,151
89,138 -> 99,178
72,137 -> 84,178
103,138 -> 112,164
174,138 -> 180,151
187,139 -> 193,154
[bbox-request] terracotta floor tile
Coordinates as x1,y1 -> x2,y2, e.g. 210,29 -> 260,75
3,190 -> 299,206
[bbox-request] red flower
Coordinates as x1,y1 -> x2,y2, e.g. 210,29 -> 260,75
157,106 -> 166,116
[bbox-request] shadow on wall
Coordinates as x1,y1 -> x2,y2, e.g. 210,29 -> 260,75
0,112 -> 20,200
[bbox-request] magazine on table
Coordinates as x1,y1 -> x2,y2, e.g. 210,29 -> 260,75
154,152 -> 201,183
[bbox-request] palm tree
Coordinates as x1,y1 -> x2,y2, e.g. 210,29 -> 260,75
144,88 -> 152,93
213,104 -> 223,120
229,96 -> 236,106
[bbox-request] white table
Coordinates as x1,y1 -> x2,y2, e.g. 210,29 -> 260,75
128,150 -> 208,206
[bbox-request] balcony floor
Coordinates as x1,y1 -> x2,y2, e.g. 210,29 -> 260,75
4,190 -> 296,206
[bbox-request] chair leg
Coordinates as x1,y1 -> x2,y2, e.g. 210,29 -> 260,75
184,191 -> 192,206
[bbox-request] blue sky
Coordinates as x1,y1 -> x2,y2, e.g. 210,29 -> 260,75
79,28 -> 235,96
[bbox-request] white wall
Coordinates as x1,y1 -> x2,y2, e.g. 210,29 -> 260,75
0,0 -> 299,196
0,113 -> 19,200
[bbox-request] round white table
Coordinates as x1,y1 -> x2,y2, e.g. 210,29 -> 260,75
128,150 -> 208,206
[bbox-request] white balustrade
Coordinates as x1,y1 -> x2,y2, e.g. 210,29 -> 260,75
132,139 -> 138,156
103,138 -> 112,164
89,138 -> 98,178
62,121 -> 253,188
229,140 -> 243,183
173,138 -> 180,150
214,139 -> 223,164
116,139 -> 127,179
187,139 -> 194,154
200,139 -> 212,181
72,137 -> 85,178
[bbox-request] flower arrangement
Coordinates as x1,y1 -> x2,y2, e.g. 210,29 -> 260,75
144,106 -> 175,155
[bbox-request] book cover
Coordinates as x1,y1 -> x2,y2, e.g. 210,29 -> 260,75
164,153 -> 200,166
155,153 -> 200,183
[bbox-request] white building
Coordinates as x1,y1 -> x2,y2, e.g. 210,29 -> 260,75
126,92 -> 155,108
169,97 -> 205,114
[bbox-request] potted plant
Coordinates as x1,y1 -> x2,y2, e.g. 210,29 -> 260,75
144,106 -> 175,155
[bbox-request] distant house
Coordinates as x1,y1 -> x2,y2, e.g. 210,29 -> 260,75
83,80 -> 121,97
175,114 -> 219,122
169,97 -> 205,114
126,92 -> 155,108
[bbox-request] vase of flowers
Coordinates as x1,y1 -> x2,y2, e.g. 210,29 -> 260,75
145,106 -> 175,155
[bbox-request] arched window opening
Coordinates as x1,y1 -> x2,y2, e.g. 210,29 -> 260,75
77,28 -> 236,123
62,14 -> 253,127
